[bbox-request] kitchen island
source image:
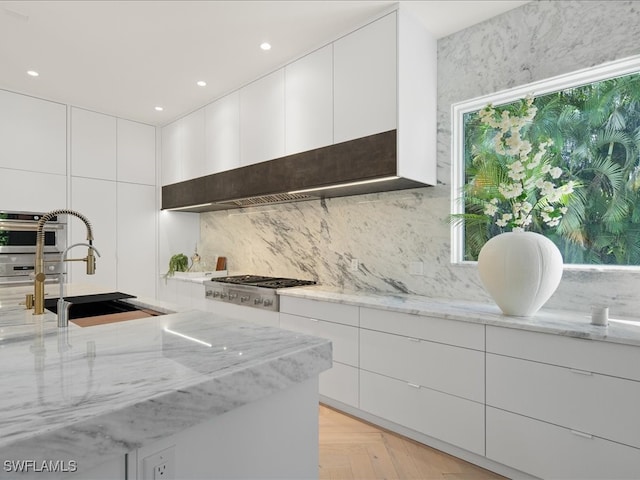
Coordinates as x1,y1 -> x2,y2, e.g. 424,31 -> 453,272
0,285 -> 332,479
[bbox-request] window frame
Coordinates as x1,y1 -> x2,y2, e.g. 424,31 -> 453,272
450,54 -> 640,269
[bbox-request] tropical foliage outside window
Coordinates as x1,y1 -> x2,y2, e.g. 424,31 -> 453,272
454,62 -> 640,266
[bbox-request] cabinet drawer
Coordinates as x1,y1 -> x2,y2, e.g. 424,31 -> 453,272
279,297 -> 359,326
360,370 -> 484,456
360,329 -> 483,402
319,362 -> 359,408
487,353 -> 640,449
487,407 -> 640,479
280,313 -> 358,366
360,307 -> 483,351
487,325 -> 640,381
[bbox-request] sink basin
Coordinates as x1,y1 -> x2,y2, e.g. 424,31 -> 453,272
44,292 -> 165,327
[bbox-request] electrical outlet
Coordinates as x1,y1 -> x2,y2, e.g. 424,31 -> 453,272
156,462 -> 169,479
409,261 -> 424,276
143,446 -> 175,480
350,258 -> 359,272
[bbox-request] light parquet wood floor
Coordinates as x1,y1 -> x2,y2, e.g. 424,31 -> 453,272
319,404 -> 506,480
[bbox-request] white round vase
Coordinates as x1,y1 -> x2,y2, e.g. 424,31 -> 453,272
477,231 -> 563,317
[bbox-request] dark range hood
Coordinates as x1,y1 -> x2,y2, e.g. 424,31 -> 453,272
161,130 -> 430,212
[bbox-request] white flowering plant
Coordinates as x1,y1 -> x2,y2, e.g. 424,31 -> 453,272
461,95 -> 577,236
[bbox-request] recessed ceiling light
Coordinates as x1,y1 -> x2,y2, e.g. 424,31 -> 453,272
26,70 -> 39,77
155,106 -> 164,112
260,42 -> 271,51
196,80 -> 207,87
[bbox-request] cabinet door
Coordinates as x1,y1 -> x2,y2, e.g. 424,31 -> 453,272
360,370 -> 484,456
333,12 -> 397,143
70,177 -> 117,289
0,90 -> 66,175
117,119 -> 156,185
0,168 -> 66,212
279,296 -> 359,327
161,119 -> 182,186
205,91 -> 240,174
487,407 -> 640,480
117,183 -> 156,298
71,107 -> 117,180
319,362 -> 359,408
161,109 -> 205,185
487,353 -> 640,449
180,108 -> 206,180
280,312 -> 359,407
240,69 -> 285,166
285,45 -> 333,155
360,329 -> 484,402
280,312 -> 358,366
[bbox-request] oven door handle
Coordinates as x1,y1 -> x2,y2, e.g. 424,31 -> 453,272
0,221 -> 65,231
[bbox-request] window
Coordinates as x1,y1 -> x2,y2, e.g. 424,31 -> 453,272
451,55 -> 640,267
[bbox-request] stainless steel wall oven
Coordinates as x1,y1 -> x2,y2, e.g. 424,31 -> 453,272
0,211 -> 67,285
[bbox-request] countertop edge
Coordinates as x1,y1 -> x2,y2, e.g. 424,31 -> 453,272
277,286 -> 640,348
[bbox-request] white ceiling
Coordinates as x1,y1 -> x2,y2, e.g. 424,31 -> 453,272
0,0 -> 529,127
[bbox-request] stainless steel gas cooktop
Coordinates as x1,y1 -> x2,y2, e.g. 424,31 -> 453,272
205,275 -> 316,311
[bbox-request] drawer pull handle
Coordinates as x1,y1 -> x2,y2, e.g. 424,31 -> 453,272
407,382 -> 421,389
570,369 -> 593,376
308,318 -> 319,322
570,430 -> 593,439
408,337 -> 421,342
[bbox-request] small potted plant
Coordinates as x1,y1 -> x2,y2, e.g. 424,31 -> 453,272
164,253 -> 189,279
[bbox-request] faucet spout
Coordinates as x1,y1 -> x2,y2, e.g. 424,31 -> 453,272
57,242 -> 101,327
33,210 -> 96,315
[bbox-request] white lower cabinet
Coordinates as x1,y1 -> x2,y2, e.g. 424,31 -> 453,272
278,297 -> 640,478
486,325 -> 640,478
278,313 -> 359,407
360,328 -> 484,403
319,361 -> 359,408
279,297 -> 359,407
487,407 -> 640,479
359,308 -> 485,456
360,370 -> 484,456
159,279 -> 207,311
487,353 -> 640,449
204,299 -> 280,328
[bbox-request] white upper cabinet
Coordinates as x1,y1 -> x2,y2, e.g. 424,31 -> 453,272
161,108 -> 205,186
117,119 -> 156,185
285,44 -> 333,155
0,168 -> 66,212
71,107 -> 117,180
160,6 -> 435,186
161,119 -> 181,185
333,12 -> 397,144
180,108 -> 206,180
240,69 -> 285,166
204,91 -> 240,174
0,90 -> 66,175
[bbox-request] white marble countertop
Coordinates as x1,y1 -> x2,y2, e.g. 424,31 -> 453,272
0,285 -> 331,478
160,270 -> 229,284
278,285 -> 640,348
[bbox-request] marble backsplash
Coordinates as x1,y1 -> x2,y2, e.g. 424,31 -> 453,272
200,185 -> 471,296
200,1 -> 640,319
